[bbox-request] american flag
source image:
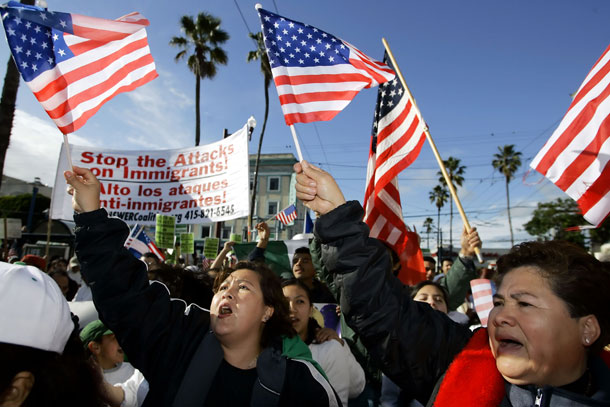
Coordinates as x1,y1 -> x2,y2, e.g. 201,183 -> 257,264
530,44 -> 610,226
1,2 -> 157,134
257,7 -> 394,125
363,54 -> 426,284
276,204 -> 297,226
124,224 -> 165,261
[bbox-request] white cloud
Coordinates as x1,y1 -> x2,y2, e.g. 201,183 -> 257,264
4,110 -> 95,186
119,78 -> 192,149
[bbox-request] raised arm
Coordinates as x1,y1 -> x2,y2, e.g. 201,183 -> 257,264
440,226 -> 482,310
65,167 -> 207,390
295,161 -> 472,403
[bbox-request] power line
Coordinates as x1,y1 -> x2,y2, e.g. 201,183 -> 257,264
233,0 -> 254,35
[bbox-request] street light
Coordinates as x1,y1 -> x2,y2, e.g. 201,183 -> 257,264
247,116 -> 257,141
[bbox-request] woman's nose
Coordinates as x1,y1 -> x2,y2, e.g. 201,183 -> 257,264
490,305 -> 515,327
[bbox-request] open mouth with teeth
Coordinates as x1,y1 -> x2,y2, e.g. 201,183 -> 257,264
218,305 -> 233,318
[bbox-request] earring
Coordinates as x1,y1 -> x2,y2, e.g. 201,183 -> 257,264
585,338 -> 590,344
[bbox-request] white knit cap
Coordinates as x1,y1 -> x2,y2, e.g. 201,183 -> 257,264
0,262 -> 73,353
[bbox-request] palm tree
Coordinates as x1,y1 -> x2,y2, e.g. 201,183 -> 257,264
429,185 -> 449,272
437,157 -> 465,254
247,32 -> 273,237
170,13 -> 229,146
0,0 -> 35,188
492,144 -> 522,246
422,217 -> 434,250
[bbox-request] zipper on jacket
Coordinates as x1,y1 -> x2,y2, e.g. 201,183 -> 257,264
534,387 -> 543,406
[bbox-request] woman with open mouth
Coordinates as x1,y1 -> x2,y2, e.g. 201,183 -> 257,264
294,160 -> 610,407
65,166 -> 340,407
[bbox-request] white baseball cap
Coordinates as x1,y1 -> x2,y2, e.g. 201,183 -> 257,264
0,262 -> 74,353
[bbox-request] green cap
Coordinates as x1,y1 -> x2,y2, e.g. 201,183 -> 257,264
79,320 -> 113,348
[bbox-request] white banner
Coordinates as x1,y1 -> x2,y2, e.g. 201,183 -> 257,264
52,125 -> 250,225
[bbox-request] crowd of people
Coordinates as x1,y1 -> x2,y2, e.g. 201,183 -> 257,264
0,162 -> 609,406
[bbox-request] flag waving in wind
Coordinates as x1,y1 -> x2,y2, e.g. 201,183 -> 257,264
1,1 -> 158,134
256,6 -> 394,125
531,44 -> 610,226
276,204 -> 297,226
363,53 -> 426,285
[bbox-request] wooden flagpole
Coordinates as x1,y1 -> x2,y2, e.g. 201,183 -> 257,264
382,38 -> 483,263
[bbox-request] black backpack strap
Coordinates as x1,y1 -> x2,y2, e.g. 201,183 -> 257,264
251,345 -> 286,407
172,331 -> 223,407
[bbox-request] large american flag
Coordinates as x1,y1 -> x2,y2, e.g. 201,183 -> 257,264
531,45 -> 610,226
1,2 -> 157,134
363,54 -> 426,284
257,7 -> 394,125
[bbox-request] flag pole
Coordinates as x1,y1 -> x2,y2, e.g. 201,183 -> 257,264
63,134 -> 74,170
289,124 -> 304,162
382,38 -> 483,263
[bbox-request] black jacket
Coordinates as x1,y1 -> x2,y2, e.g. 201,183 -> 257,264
75,209 -> 340,407
314,201 -> 610,406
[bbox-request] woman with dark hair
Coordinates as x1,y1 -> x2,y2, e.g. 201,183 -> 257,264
410,280 -> 449,314
0,263 -> 107,407
64,166 -> 340,407
295,160 -> 610,406
282,278 -> 365,407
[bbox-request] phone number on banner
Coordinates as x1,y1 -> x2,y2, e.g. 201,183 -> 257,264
184,205 -> 235,220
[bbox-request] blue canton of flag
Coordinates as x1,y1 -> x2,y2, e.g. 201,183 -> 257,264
2,2 -> 74,81
256,6 -> 394,125
124,224 -> 165,261
260,9 -> 349,69
0,1 -> 157,134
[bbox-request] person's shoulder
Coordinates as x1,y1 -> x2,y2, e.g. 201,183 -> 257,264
284,358 -> 340,406
311,338 -> 343,356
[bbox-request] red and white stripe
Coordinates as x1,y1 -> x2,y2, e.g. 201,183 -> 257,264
25,12 -> 157,134
277,211 -> 297,225
470,279 -> 494,327
531,44 -> 610,226
372,96 -> 426,197
363,89 -> 426,246
272,40 -> 394,125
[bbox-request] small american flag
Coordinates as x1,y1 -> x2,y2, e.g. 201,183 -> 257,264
256,7 -> 394,125
530,44 -> 610,226
124,224 -> 165,261
1,2 -> 158,134
363,53 -> 426,284
470,279 -> 495,327
276,204 -> 297,226
201,257 -> 213,271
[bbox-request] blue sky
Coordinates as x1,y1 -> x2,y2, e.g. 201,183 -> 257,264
1,0 -> 609,248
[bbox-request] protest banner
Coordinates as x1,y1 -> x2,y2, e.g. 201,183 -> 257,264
230,233 -> 242,243
180,233 -> 195,254
155,215 -> 175,249
51,124 -> 250,225
204,237 -> 220,260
